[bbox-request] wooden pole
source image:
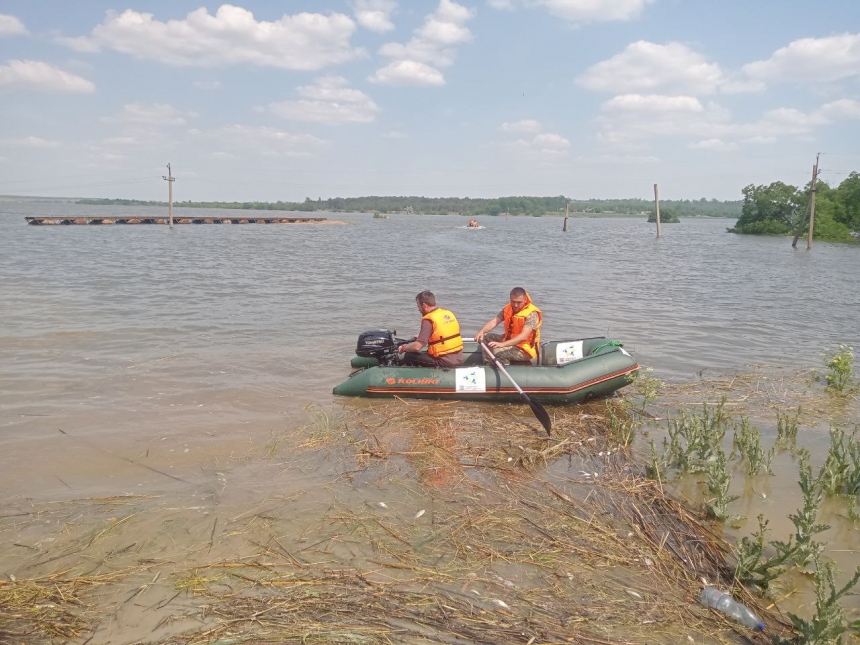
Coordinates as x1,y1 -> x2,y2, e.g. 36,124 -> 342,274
562,201 -> 569,232
807,153 -> 819,251
163,163 -> 175,229
654,183 -> 662,238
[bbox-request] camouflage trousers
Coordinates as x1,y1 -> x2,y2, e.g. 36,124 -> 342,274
480,333 -> 532,365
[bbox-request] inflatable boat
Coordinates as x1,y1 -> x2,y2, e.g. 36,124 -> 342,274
333,330 -> 639,404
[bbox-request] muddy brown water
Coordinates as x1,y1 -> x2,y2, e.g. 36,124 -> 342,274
1,203 -> 859,641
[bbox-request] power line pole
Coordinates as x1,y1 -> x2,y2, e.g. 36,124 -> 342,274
162,163 -> 175,229
653,183 -> 662,238
562,201 -> 569,232
807,153 -> 820,251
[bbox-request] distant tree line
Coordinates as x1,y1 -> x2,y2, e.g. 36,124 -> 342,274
729,171 -> 860,242
77,195 -> 742,218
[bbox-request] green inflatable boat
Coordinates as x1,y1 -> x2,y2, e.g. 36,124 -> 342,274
333,330 -> 639,404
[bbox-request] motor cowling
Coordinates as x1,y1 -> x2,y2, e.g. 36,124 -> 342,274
356,329 -> 400,366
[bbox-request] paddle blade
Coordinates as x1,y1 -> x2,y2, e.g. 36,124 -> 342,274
525,395 -> 552,434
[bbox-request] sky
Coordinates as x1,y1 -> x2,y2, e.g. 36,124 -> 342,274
1,0 -> 859,202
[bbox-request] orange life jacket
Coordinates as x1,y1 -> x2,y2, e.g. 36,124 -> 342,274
502,294 -> 542,359
423,307 -> 463,358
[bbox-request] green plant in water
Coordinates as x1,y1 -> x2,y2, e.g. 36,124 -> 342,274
823,344 -> 854,394
817,426 -> 860,497
776,405 -> 802,452
734,514 -> 791,592
772,450 -> 830,568
645,439 -> 664,482
661,398 -> 730,474
773,556 -> 860,645
606,400 -> 636,446
732,417 -> 774,476
706,447 -> 740,521
630,366 -> 663,410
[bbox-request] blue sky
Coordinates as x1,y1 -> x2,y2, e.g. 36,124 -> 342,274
1,0 -> 859,201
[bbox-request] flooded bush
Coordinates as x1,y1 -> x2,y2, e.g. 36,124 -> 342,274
732,417 -> 775,476
771,451 -> 829,568
735,515 -> 790,592
823,345 -> 854,394
660,398 -> 730,474
773,556 -> 860,645
818,426 -> 860,497
776,406 -> 802,452
706,447 -> 740,521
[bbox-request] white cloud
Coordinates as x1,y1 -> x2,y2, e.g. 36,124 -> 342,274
571,153 -> 659,164
0,60 -> 95,92
193,80 -> 222,90
488,0 -> 651,22
108,103 -> 188,126
594,96 -> 731,145
743,135 -> 777,145
352,0 -> 397,32
501,119 -> 542,133
61,6 -> 363,70
577,41 -> 725,95
594,94 -> 860,148
743,33 -> 860,84
5,136 -> 63,148
369,60 -> 445,85
690,139 -> 737,151
383,130 -> 408,138
504,132 -> 570,156
205,125 -> 328,157
817,99 -> 860,120
101,136 -> 138,146
497,119 -> 568,156
0,14 -> 28,35
268,76 -> 379,124
603,94 -> 704,112
371,0 -> 474,86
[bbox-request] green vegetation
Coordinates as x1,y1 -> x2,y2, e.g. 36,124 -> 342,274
729,171 -> 860,242
647,205 -> 681,223
773,557 -> 860,645
76,195 -> 742,218
706,447 -> 739,520
823,345 -> 855,394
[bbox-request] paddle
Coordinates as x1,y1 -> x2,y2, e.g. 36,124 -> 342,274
480,341 -> 551,435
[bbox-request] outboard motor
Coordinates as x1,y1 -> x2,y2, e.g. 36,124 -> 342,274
356,329 -> 402,366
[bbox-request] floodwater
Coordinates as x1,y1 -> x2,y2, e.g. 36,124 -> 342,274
1,202 -> 859,638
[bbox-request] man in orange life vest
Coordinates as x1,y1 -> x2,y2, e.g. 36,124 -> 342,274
474,287 -> 542,365
397,290 -> 464,368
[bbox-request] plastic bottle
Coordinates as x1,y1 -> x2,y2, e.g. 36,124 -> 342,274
699,587 -> 765,631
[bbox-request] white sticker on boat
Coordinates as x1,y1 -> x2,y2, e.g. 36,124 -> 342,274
556,341 -> 584,364
456,367 -> 486,392
619,347 -> 631,357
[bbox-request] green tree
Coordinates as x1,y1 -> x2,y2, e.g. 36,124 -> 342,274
834,171 -> 860,232
729,181 -> 804,235
648,206 -> 680,223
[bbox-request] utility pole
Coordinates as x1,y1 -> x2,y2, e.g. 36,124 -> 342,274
562,201 -> 569,232
807,153 -> 820,251
654,183 -> 662,238
162,163 -> 175,229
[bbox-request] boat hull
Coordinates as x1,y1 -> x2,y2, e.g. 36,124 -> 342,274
334,338 -> 639,404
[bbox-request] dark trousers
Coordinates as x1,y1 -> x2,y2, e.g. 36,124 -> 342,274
399,352 -> 445,368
